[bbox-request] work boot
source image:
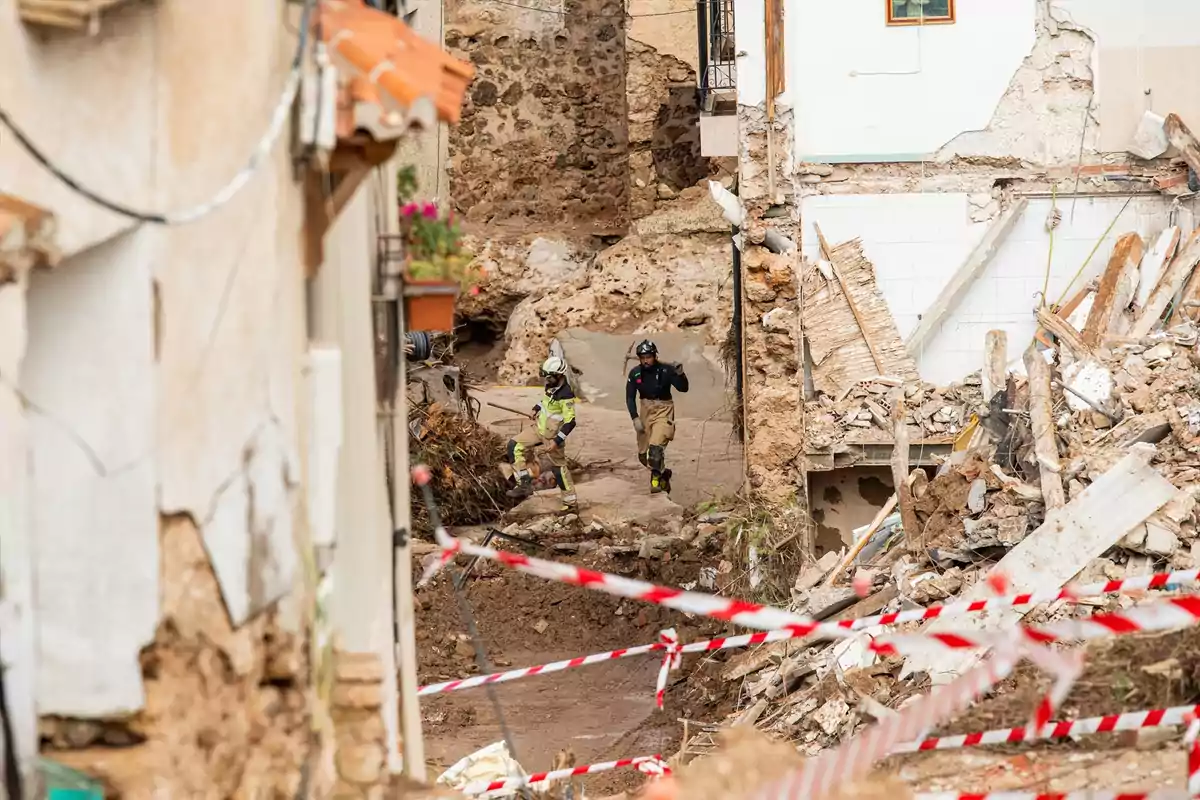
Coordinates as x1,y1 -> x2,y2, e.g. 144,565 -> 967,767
506,471 -> 534,499
660,469 -> 672,494
560,492 -> 578,513
650,471 -> 663,494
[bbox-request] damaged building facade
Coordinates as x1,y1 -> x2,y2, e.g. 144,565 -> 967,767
0,0 -> 470,795
719,0 -> 1200,549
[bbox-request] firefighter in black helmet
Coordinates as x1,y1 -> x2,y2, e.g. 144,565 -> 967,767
626,339 -> 688,494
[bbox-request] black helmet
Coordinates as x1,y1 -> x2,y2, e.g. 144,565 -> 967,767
635,339 -> 658,357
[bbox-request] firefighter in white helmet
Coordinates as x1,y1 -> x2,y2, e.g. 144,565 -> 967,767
505,355 -> 578,511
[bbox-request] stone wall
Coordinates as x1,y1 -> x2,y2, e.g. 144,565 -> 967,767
734,100 -> 811,545
626,39 -> 711,219
446,0 -> 630,233
331,652 -> 388,799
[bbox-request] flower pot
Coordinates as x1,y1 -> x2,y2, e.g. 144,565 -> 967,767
403,279 -> 460,332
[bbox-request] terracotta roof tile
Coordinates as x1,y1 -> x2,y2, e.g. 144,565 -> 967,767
319,0 -> 475,128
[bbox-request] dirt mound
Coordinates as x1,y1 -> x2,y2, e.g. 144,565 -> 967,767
414,547 -> 730,683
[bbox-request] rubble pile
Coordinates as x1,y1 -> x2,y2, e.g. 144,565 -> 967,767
805,376 -> 985,451
692,225 -> 1200,757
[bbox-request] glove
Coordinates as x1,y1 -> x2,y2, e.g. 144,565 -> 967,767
633,418 -> 645,434
672,361 -> 686,374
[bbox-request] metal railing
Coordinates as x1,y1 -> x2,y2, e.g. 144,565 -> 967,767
696,0 -> 736,111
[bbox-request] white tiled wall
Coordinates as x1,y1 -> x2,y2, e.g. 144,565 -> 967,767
801,193 -> 1199,385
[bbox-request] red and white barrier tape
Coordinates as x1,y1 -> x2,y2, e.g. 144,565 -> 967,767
656,628 -> 682,709
418,639 -> 671,696
461,754 -> 668,796
874,595 -> 1200,656
419,558 -> 1200,699
894,703 -> 1200,753
846,568 -> 1200,632
419,521 -> 1200,659
1184,716 -> 1200,798
420,524 -> 855,643
754,644 -> 1025,800
912,793 -> 1187,800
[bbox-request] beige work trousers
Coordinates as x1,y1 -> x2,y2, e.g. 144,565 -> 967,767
510,426 -> 572,490
636,399 -> 676,454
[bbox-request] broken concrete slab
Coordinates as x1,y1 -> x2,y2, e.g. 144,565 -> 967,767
902,444 -> 1177,684
794,550 -> 842,593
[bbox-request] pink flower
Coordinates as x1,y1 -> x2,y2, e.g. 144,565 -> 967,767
421,202 -> 438,219
401,202 -> 419,217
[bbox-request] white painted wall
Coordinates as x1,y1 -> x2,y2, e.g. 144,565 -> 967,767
802,193 -> 1198,385
152,0 -> 307,628
784,0 -> 1037,161
1,0 -> 312,735
732,0 -> 769,107
1054,0 -> 1200,153
23,232 -> 158,716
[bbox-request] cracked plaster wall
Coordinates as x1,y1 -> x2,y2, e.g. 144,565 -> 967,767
2,0 -> 313,789
23,232 -> 158,717
0,0 -> 156,257
1054,0 -> 1200,154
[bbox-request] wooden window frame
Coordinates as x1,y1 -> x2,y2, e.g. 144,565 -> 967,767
886,0 -> 956,26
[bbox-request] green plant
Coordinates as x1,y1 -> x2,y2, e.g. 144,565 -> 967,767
399,200 -> 480,292
397,164 -> 419,204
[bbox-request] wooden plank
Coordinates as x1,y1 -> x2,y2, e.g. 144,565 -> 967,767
890,394 -> 922,555
906,197 -> 1028,354
1131,228 -> 1200,336
814,222 -> 884,374
1082,232 -> 1143,347
1035,305 -> 1089,359
1136,226 -> 1181,313
1170,228 -> 1200,326
820,494 -> 897,588
982,329 -> 1007,401
903,443 -> 1176,684
1165,113 -> 1200,179
1023,342 -> 1065,511
803,236 -> 919,397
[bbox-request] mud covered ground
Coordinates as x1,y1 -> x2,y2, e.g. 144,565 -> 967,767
414,536 -> 741,789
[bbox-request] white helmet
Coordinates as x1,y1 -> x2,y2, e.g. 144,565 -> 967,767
540,356 -> 567,377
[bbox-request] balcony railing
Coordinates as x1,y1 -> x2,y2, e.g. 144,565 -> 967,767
697,0 -> 736,112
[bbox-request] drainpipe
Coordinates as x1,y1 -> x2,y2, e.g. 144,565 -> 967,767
731,223 -> 744,422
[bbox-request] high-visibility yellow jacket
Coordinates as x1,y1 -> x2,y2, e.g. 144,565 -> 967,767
533,383 -> 578,444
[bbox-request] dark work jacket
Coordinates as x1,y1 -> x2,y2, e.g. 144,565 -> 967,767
626,362 -> 689,419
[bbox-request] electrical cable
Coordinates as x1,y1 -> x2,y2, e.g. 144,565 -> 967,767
415,479 -> 532,800
0,0 -> 316,226
0,636 -> 24,800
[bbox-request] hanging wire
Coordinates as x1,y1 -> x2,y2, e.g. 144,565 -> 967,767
0,0 -> 316,225
1040,185 -> 1058,307
415,474 -> 533,800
